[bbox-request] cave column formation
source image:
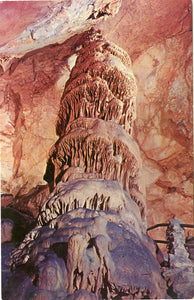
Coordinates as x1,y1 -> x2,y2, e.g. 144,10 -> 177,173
10,30 -> 167,299
44,29 -> 146,225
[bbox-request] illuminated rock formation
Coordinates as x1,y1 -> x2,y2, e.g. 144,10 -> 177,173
0,1 -> 192,235
1,1 -> 192,299
56,32 -> 137,136
4,30 -> 166,300
0,0 -> 122,72
10,208 -> 165,299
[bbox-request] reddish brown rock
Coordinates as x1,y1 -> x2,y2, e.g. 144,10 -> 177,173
132,31 -> 193,246
0,0 -> 192,265
0,1 -> 54,48
14,184 -> 50,218
97,0 -> 192,60
56,33 -> 137,136
1,194 -> 14,208
0,0 -> 122,72
0,41 -> 73,195
3,29 -> 168,300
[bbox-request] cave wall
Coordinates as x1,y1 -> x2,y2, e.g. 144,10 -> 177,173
0,0 -> 193,242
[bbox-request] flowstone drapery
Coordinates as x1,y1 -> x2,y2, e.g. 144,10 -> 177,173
5,30 -> 166,299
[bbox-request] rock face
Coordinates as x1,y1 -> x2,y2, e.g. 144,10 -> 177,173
45,118 -> 145,219
163,218 -> 194,299
99,0 -> 193,247
0,0 -> 121,72
1,218 -> 14,243
0,0 -> 192,236
56,33 -> 137,136
133,32 -> 193,245
0,1 -> 193,298
9,208 -> 165,299
3,31 -> 167,299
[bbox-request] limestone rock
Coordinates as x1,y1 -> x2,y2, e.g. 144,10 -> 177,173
56,31 -> 137,136
0,0 -> 121,72
45,118 -> 146,220
96,0 -> 192,243
1,242 -> 16,297
38,179 -> 143,232
1,218 -> 14,243
0,40 -> 73,196
163,219 -> 194,298
44,31 -> 145,223
9,208 -> 166,299
0,1 -> 193,298
66,289 -> 98,300
1,193 -> 14,208
14,184 -> 50,219
1,207 -> 35,242
0,1 -> 192,234
132,31 -> 193,244
3,27 -> 167,299
97,0 -> 192,60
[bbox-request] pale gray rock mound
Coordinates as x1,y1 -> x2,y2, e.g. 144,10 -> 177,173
8,208 -> 166,299
38,179 -> 143,233
163,218 -> 194,299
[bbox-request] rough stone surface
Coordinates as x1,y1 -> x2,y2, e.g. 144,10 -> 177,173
0,0 -> 121,72
45,118 -> 146,220
2,242 -> 16,293
14,184 -> 50,218
0,0 -> 192,236
8,208 -> 166,299
96,0 -> 193,246
0,38 -> 75,196
0,1 -> 193,298
1,218 -> 14,243
38,179 -> 143,231
97,0 -> 192,60
0,0 -> 193,238
163,218 -> 194,299
2,28 -> 167,299
56,32 -> 137,136
1,207 -> 35,242
133,31 -> 193,248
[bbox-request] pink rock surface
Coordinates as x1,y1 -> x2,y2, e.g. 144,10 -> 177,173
0,0 -> 192,248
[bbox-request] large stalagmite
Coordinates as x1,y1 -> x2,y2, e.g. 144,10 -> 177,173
4,30 -> 167,299
1,1 -> 192,234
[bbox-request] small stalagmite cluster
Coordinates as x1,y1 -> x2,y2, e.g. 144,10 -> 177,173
3,30 -> 167,299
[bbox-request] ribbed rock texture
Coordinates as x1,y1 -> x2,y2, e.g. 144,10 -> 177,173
45,118 -> 145,219
8,208 -> 165,299
56,33 -> 137,136
3,31 -> 167,299
97,0 -> 193,245
0,0 -> 192,237
0,1 -> 193,298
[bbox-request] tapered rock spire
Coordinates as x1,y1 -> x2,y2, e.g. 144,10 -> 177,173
7,30 -> 167,299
